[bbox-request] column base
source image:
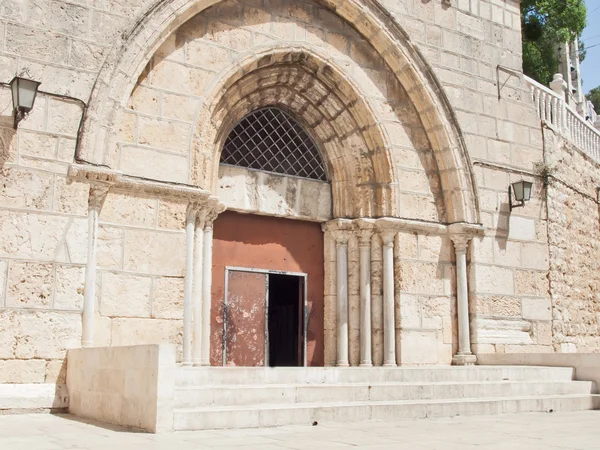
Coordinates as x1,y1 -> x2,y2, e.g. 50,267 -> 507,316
452,353 -> 477,366
359,362 -> 373,367
337,362 -> 350,367
181,361 -> 193,367
383,362 -> 397,367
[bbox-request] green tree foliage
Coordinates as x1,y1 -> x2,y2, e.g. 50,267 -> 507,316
521,0 -> 587,85
586,87 -> 600,113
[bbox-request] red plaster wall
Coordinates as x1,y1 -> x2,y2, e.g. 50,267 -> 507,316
211,211 -> 325,366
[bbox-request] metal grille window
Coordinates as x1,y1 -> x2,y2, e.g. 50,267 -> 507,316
221,107 -> 327,181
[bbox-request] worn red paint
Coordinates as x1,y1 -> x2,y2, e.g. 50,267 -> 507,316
224,271 -> 267,367
211,211 -> 325,366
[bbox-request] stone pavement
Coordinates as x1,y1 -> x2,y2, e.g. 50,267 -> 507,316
1,411 -> 599,450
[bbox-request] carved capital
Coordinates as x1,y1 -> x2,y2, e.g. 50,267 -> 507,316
88,184 -> 110,211
450,234 -> 471,253
186,201 -> 201,223
355,218 -> 375,247
375,219 -> 398,246
203,198 -> 226,229
330,229 -> 352,245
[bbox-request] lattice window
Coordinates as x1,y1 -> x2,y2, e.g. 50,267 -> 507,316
221,107 -> 328,181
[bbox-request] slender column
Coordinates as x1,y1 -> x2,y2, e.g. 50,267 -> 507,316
200,220 -> 213,366
182,202 -> 197,366
380,229 -> 397,367
357,224 -> 374,367
81,184 -> 110,348
201,204 -> 224,366
331,230 -> 351,367
191,209 -> 206,366
451,235 -> 477,366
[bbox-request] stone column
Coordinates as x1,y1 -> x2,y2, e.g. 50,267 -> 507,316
451,235 -> 477,366
182,202 -> 198,366
81,184 -> 110,348
192,207 -> 206,366
380,228 -> 397,367
331,230 -> 351,367
356,220 -> 374,367
200,202 -> 225,366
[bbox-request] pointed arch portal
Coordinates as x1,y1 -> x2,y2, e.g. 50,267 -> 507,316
79,0 -> 480,224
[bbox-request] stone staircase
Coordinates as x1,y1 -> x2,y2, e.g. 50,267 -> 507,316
173,366 -> 599,431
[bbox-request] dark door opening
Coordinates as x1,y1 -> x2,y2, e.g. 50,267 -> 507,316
267,274 -> 304,367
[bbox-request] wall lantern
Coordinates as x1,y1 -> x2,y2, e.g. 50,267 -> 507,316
509,180 -> 533,211
10,76 -> 41,129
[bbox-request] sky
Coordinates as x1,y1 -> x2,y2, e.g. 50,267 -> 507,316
581,0 -> 600,94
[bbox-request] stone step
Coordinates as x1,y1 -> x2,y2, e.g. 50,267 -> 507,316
174,380 -> 594,408
175,366 -> 575,387
0,384 -> 68,414
173,394 -> 600,431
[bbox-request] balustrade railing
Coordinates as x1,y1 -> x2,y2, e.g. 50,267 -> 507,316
525,74 -> 600,163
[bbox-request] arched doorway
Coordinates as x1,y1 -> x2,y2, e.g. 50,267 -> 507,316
211,107 -> 329,367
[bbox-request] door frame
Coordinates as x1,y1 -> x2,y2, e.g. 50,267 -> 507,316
223,266 -> 308,367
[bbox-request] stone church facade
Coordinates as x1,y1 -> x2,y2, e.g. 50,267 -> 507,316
0,0 -> 599,386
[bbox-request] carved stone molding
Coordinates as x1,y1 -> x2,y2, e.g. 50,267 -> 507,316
88,184 -> 110,211
68,164 -> 214,204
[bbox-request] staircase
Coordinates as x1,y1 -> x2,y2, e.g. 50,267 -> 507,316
173,366 -> 599,431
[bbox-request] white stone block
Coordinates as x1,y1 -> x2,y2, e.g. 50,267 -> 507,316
472,264 -> 515,295
508,216 -> 536,241
522,297 -> 552,321
472,318 -> 533,344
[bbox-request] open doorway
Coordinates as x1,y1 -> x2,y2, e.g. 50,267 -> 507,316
223,268 -> 306,367
267,274 -> 304,367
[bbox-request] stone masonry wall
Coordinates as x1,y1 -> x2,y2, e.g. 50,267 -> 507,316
544,126 -> 600,353
0,0 -> 569,382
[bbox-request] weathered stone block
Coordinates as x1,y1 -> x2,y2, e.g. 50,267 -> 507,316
100,272 -> 152,318
101,192 -> 158,228
489,296 -> 521,317
400,261 -> 446,295
0,310 -> 81,359
521,297 -> 552,321
400,330 -> 440,365
111,318 -> 182,347
137,117 -> 191,154
520,243 -> 549,270
6,261 -> 54,309
472,317 -> 533,345
120,145 -> 189,184
54,265 -> 84,310
0,359 -> 46,383
47,99 -> 83,136
6,24 -> 69,64
157,199 -> 187,231
124,230 -> 186,276
54,176 -> 88,216
399,294 -> 421,328
19,131 -> 58,159
152,277 -> 184,320
0,167 -> 53,210
129,85 -> 160,116
472,264 -> 514,295
508,216 -> 536,241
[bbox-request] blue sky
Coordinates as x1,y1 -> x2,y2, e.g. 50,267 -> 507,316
581,0 -> 600,94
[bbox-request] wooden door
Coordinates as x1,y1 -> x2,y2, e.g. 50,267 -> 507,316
224,270 -> 267,366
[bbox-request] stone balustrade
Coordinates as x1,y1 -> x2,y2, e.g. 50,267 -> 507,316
525,74 -> 600,162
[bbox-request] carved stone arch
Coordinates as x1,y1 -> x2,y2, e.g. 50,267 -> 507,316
79,0 -> 480,223
192,46 -> 395,218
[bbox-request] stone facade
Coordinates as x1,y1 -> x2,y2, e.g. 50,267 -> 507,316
0,0 -> 599,384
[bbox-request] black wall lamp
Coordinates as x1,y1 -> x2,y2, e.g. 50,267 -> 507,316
509,180 -> 533,211
10,76 -> 41,129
